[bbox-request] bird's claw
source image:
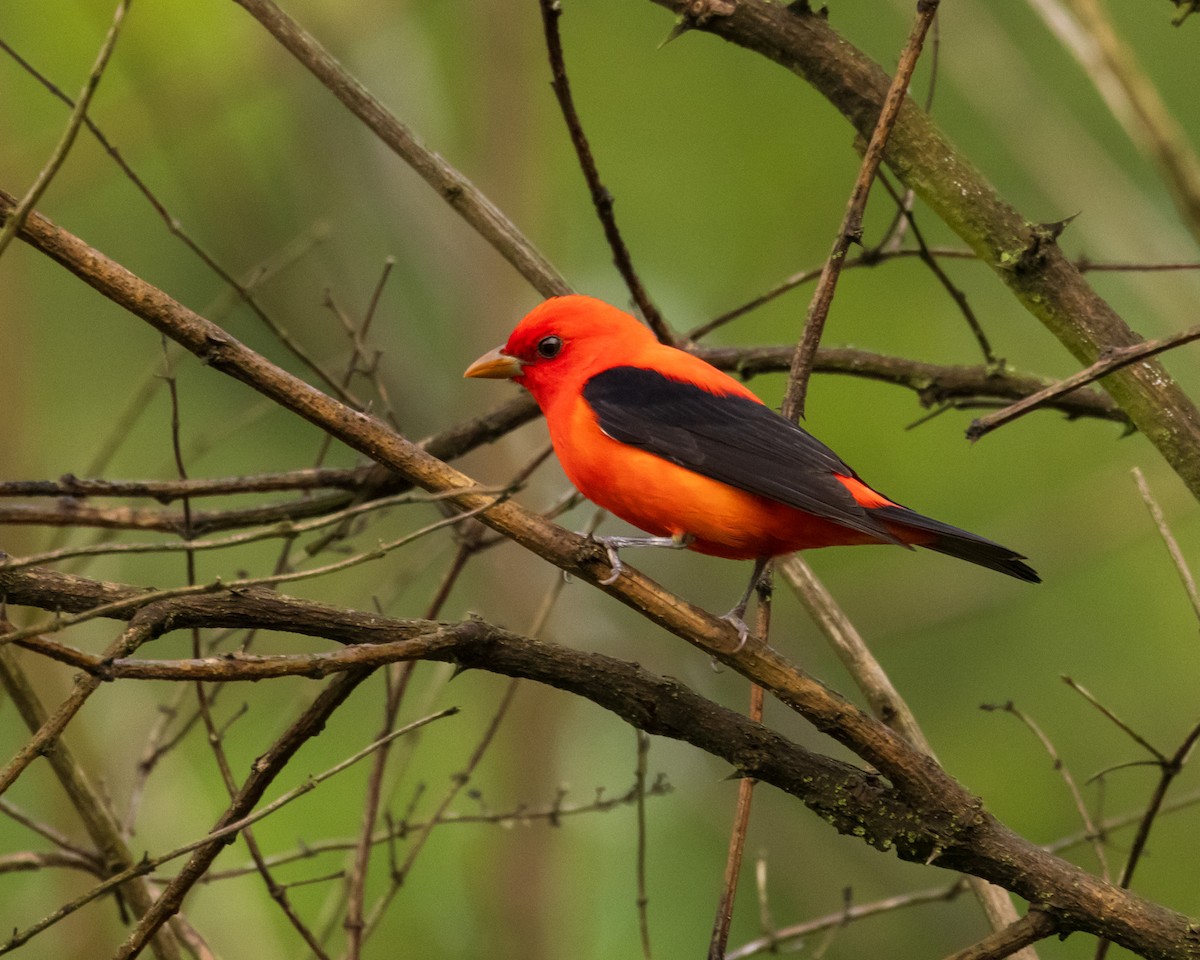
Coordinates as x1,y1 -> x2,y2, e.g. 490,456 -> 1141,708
591,533 -> 691,586
599,542 -> 624,585
719,610 -> 752,652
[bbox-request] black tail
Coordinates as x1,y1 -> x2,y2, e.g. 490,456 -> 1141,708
872,505 -> 1041,584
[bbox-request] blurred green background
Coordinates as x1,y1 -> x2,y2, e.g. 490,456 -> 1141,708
2,1 -> 1199,957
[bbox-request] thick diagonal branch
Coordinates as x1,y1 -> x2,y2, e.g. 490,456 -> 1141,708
649,0 -> 1200,499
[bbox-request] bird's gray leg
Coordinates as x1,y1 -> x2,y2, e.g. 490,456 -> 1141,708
720,556 -> 771,650
595,532 -> 694,586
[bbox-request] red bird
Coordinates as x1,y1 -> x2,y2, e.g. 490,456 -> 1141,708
465,296 -> 1038,625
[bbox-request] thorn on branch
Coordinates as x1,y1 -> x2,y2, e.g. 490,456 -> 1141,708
1015,215 -> 1077,274
681,0 -> 736,25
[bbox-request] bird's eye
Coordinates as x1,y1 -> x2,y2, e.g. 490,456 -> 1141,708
536,335 -> 563,359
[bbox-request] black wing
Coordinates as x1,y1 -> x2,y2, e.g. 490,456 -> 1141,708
581,366 -> 901,544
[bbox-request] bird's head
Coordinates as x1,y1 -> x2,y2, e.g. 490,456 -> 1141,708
464,295 -> 657,407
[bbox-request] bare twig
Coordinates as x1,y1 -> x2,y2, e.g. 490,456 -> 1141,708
0,0 -> 129,258
941,908 -> 1059,960
967,322 -> 1200,440
0,499 -> 504,651
0,468 -> 364,501
1,486 -> 502,572
781,557 -> 1036,957
688,248 -> 1200,342
230,0 -> 569,298
355,681 -> 521,947
538,0 -> 670,342
1,713 -> 454,955
781,0 -> 941,421
983,702 -> 1110,879
1061,677 -> 1167,763
1026,0 -> 1200,244
708,580 -> 770,960
877,173 -> 996,364
191,775 -> 672,885
634,729 -> 653,960
1132,467 -> 1200,622
728,880 -> 968,959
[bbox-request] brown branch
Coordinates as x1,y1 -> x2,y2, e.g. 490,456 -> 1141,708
876,173 -> 997,365
967,322 -> 1200,440
538,0 -> 670,342
781,0 -> 940,421
648,0 -> 1200,501
4,573 -> 1199,956
698,345 -> 1130,428
0,468 -> 364,501
0,623 -> 184,960
0,0 -> 129,259
4,191 -> 1200,956
229,0 -> 570,298
729,880 -> 968,959
942,908 -> 1060,960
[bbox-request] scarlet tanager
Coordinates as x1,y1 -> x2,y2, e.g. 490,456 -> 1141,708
465,296 -> 1038,619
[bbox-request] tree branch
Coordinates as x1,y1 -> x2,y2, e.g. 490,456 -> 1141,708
229,0 -> 570,298
648,0 -> 1200,498
3,566 -> 1199,958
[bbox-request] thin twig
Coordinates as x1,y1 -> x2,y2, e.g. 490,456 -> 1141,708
634,729 -> 653,960
781,0 -> 941,421
982,702 -> 1109,879
1132,467 -> 1200,622
355,681 -> 521,947
1026,0 -> 1200,244
1,713 -> 454,955
1095,724 -> 1200,959
190,776 -> 672,884
0,498 -> 506,650
230,0 -> 570,298
0,0 -> 129,258
967,321 -> 1200,440
687,248 -> 1200,342
940,908 -> 1059,960
0,468 -> 364,501
708,571 -> 771,960
877,173 -> 996,364
538,0 -> 671,343
728,880 -> 968,959
1061,677 -> 1167,763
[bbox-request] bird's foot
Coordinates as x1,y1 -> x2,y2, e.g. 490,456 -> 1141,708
718,556 -> 772,651
592,532 -> 694,585
719,609 -> 752,652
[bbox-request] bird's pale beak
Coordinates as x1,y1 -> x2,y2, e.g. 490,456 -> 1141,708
463,346 -> 523,380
